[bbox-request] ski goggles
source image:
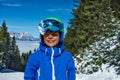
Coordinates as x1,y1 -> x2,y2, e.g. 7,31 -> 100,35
38,19 -> 64,35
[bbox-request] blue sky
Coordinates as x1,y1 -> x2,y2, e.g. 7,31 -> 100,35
0,0 -> 74,37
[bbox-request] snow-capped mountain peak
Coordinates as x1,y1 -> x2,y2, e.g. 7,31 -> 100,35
9,32 -> 39,41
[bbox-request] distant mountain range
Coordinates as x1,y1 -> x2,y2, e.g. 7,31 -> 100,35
9,32 -> 40,41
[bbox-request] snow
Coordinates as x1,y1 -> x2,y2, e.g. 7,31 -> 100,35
76,64 -> 120,80
0,64 -> 120,80
0,72 -> 24,80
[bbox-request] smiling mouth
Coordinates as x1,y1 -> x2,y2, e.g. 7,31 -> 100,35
47,40 -> 55,43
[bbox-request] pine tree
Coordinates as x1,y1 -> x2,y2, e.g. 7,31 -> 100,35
21,51 -> 31,71
111,0 -> 120,20
108,33 -> 120,73
64,0 -> 120,56
0,21 -> 10,52
0,21 -> 11,69
0,52 -> 4,69
0,21 -> 22,71
64,0 -> 120,74
0,25 -> 5,69
9,36 -> 22,71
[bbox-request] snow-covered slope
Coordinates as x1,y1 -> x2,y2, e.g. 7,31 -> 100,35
0,72 -> 24,80
76,64 -> 120,80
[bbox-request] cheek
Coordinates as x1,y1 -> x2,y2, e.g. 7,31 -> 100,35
55,37 -> 60,44
55,36 -> 59,40
43,37 -> 47,43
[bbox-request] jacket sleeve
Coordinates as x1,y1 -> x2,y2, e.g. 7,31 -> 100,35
67,54 -> 76,80
24,54 -> 39,80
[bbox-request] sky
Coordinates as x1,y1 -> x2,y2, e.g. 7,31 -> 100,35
0,0 -> 74,38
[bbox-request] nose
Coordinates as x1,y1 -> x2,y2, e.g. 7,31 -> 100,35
48,34 -> 53,39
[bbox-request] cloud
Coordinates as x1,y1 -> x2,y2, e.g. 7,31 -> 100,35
0,0 -> 5,1
47,8 -> 71,12
2,3 -> 22,7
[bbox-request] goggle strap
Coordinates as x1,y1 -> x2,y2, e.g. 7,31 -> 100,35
38,26 -> 45,35
44,17 -> 62,24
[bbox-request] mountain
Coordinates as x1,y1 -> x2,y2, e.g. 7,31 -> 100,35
9,32 -> 40,41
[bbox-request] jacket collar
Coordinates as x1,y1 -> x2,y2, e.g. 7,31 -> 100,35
39,42 -> 64,57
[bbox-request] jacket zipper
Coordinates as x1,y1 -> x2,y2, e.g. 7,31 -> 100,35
37,68 -> 40,80
51,47 -> 55,80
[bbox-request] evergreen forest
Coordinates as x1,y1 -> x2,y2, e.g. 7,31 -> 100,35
0,21 -> 32,71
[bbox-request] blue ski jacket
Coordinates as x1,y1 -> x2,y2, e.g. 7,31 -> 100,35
24,43 -> 76,80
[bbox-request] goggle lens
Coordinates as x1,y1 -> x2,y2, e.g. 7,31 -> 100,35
40,20 -> 61,28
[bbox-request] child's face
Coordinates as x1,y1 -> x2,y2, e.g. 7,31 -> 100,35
43,32 -> 60,47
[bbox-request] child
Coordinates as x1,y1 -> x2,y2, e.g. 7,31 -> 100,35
24,17 -> 76,80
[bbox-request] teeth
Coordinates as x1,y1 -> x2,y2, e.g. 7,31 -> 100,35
48,40 -> 53,43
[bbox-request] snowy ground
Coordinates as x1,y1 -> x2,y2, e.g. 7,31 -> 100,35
1,72 -> 79,80
0,72 -> 24,80
77,64 -> 120,80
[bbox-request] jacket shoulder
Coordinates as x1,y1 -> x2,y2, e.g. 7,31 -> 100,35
31,50 -> 43,56
28,50 -> 42,63
62,50 -> 74,59
63,50 -> 73,55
